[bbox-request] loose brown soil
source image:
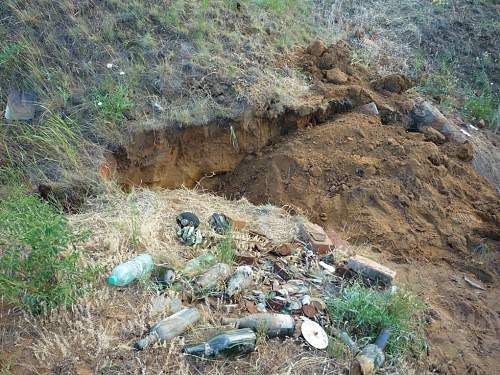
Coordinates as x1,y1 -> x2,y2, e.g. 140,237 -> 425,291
210,111 -> 499,373
3,41 -> 499,374
105,42 -> 500,374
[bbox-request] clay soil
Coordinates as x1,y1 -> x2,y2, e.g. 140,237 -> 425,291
110,41 -> 500,374
210,112 -> 500,374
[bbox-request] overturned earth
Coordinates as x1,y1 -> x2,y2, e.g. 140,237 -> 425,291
103,42 -> 500,374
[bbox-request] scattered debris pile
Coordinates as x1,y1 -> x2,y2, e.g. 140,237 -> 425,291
104,208 -> 398,373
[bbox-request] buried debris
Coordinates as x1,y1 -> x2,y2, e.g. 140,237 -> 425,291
349,328 -> 392,375
226,265 -> 254,297
346,255 -> 396,286
108,254 -> 154,287
463,276 -> 486,291
176,212 -> 202,246
182,253 -> 216,277
183,328 -> 256,358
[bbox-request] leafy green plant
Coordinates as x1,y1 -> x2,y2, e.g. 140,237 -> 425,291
0,193 -> 100,314
93,80 -> 132,127
327,281 -> 425,357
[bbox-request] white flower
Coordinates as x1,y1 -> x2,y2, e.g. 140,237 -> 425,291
119,71 -> 125,75
106,63 -> 113,69
97,101 -> 103,106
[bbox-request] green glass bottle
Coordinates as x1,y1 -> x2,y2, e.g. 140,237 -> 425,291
183,328 -> 256,358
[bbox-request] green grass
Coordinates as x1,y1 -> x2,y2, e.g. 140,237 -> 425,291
93,80 -> 132,128
0,0 -> 326,195
216,226 -> 236,264
326,281 -> 426,358
0,192 -> 100,314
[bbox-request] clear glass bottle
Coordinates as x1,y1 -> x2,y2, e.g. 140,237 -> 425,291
222,313 -> 295,338
134,307 -> 200,350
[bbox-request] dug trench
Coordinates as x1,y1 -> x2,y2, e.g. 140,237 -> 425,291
108,43 -> 500,374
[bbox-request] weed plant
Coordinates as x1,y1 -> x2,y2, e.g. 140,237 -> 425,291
327,281 -> 426,358
0,193 -> 100,314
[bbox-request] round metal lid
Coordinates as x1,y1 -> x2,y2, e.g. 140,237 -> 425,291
301,319 -> 329,349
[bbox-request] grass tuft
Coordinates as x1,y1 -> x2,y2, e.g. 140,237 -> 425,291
216,225 -> 236,265
326,281 -> 426,359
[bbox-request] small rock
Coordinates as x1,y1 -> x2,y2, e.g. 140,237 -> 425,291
357,102 -> 379,116
409,100 -> 449,132
423,127 -> 447,144
318,52 -> 336,70
303,304 -> 319,318
309,165 -> 322,177
371,74 -> 411,94
274,243 -> 293,256
5,90 -> 37,121
457,141 -> 474,162
282,279 -> 309,295
288,299 -> 302,312
308,39 -> 327,57
227,266 -> 254,297
476,119 -> 486,129
256,302 -> 267,313
319,212 -> 328,222
245,300 -> 258,314
386,137 -> 398,146
325,67 -> 349,84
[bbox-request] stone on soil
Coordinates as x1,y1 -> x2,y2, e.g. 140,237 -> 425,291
347,255 -> 396,286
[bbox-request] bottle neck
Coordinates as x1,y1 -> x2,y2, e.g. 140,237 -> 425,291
134,332 -> 159,350
374,328 -> 392,351
183,343 -> 209,356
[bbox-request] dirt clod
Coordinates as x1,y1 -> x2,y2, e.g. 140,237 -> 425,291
325,68 -> 349,84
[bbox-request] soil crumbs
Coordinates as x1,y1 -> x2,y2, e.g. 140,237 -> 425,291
213,110 -> 500,374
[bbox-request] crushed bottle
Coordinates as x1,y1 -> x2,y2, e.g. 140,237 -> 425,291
183,328 -> 256,358
226,265 -> 253,297
222,313 -> 295,338
108,254 -> 154,287
195,263 -> 232,290
134,307 -> 200,350
208,212 -> 231,234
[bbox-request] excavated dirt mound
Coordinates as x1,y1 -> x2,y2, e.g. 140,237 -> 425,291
108,41 -> 500,374
210,113 -> 500,374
